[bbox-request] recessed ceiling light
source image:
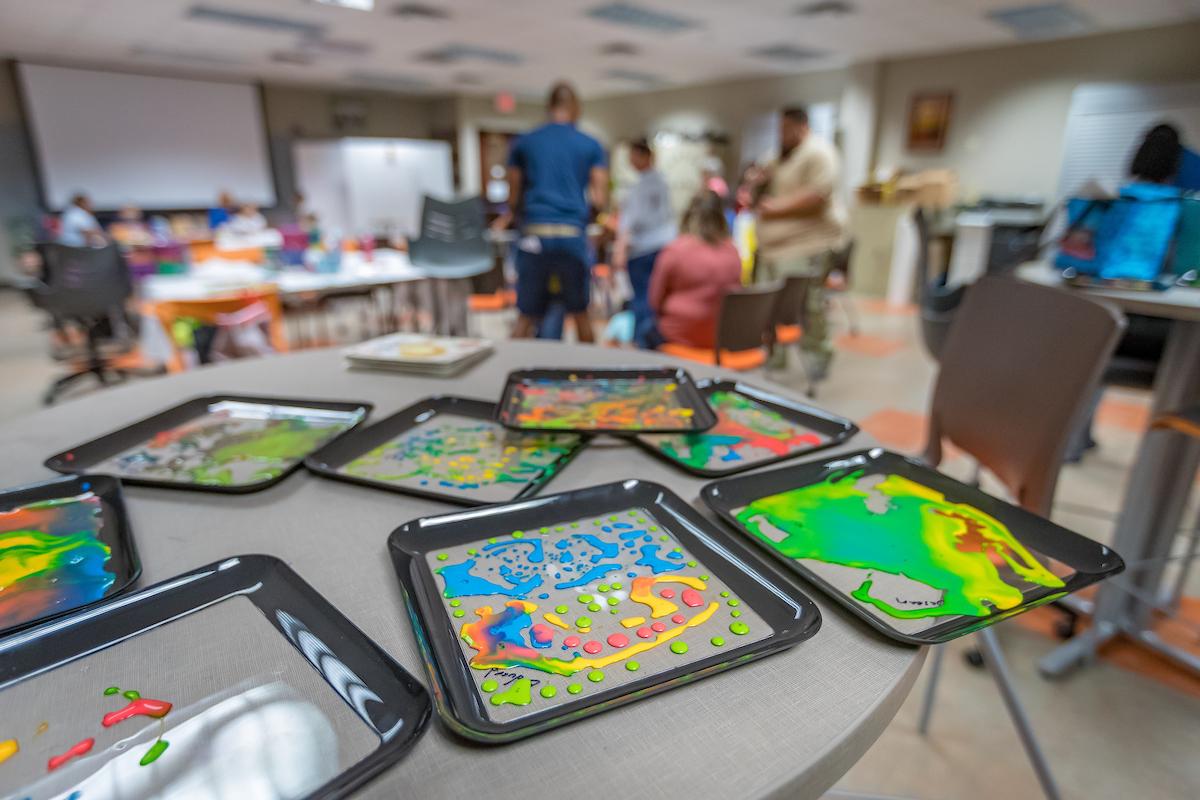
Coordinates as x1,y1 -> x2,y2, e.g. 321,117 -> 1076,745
987,3 -> 1094,40
587,3 -> 698,34
312,0 -> 375,11
417,44 -> 522,65
187,6 -> 325,36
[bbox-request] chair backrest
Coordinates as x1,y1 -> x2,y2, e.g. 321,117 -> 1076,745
923,275 -> 1124,516
152,288 -> 287,372
771,275 -> 817,328
408,195 -> 492,277
33,244 -> 132,320
716,281 -> 782,360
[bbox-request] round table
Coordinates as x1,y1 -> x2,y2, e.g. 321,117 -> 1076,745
0,341 -> 922,799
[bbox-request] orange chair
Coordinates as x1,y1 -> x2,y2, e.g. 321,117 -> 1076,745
151,288 -> 287,372
659,282 -> 782,371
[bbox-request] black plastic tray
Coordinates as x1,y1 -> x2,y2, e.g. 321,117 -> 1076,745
0,555 -> 431,799
633,379 -> 858,477
305,396 -> 587,506
0,474 -> 139,638
389,479 -> 821,742
45,394 -> 372,494
495,367 -> 718,434
702,448 -> 1125,645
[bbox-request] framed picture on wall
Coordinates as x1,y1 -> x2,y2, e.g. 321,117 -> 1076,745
907,91 -> 953,152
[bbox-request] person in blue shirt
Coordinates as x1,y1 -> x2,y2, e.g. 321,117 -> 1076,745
494,82 -> 608,342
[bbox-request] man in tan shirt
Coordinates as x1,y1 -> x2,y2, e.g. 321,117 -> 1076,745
753,106 -> 846,376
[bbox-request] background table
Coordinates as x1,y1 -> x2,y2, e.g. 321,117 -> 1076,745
1018,262 -> 1200,677
0,342 -> 922,799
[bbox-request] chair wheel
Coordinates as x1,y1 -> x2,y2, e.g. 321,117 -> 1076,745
1054,618 -> 1078,640
964,648 -> 985,668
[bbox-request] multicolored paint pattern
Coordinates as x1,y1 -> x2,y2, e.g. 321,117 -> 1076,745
733,470 -> 1068,632
0,492 -> 114,631
644,390 -> 829,471
339,415 -> 580,502
429,508 -> 771,723
505,376 -> 697,431
93,401 -> 360,487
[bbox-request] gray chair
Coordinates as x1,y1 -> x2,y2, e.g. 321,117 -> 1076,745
917,276 -> 1124,800
768,274 -> 822,397
27,243 -> 145,405
408,195 -> 493,335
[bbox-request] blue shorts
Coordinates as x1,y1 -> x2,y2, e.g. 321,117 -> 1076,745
515,235 -> 590,317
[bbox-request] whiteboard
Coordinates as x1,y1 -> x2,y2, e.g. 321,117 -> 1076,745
1057,82 -> 1200,198
17,63 -> 275,211
292,138 -> 453,239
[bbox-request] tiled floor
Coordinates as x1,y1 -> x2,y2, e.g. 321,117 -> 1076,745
2,287 -> 1198,799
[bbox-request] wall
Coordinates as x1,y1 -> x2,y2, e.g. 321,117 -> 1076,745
260,84 -> 448,211
454,94 -> 546,196
874,21 -> 1200,203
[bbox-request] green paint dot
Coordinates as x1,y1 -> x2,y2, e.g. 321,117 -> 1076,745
699,574 -> 710,581
608,515 -> 618,522
567,684 -> 583,695
436,554 -> 448,561
511,531 -> 524,538
453,609 -> 465,618
730,610 -> 742,618
588,670 -> 605,683
686,561 -> 698,568
711,636 -> 725,647
540,685 -> 558,699
487,537 -> 497,544
103,686 -> 120,696
555,605 -> 569,614
720,591 -> 730,598
576,617 -> 592,628
587,603 -> 602,612
490,678 -> 533,707
578,594 -> 594,603
606,597 -> 619,606
671,548 -> 682,554
610,582 -> 622,590
593,520 -> 602,526
598,584 -> 610,592
570,522 -> 580,528
649,526 -> 659,532
629,510 -> 638,516
610,608 -> 620,614
670,641 -> 689,654
539,527 -> 549,533
626,661 -> 640,671
730,622 -> 750,635
123,690 -> 140,700
466,548 -> 478,556
139,738 -> 169,766
555,525 -> 565,532
728,599 -> 740,607
449,599 -> 461,607
481,679 -> 498,692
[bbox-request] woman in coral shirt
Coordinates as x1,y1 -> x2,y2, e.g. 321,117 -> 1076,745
638,191 -> 743,350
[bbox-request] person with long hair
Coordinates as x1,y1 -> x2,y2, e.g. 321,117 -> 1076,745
638,190 -> 743,350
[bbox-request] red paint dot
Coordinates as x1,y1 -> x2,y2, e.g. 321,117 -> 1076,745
65,453 -> 75,461
681,589 -> 703,608
606,633 -> 629,648
659,588 -> 676,599
651,622 -> 667,632
671,613 -> 686,625
564,635 -> 581,648
583,640 -> 602,654
636,627 -> 653,638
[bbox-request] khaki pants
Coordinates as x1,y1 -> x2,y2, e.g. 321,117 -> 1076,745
758,249 -> 834,368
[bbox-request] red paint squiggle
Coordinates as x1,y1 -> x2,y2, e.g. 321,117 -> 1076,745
102,698 -> 172,728
48,737 -> 93,771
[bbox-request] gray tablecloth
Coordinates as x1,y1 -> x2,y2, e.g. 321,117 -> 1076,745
0,341 -> 922,799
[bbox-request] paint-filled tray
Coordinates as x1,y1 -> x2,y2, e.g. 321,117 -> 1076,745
0,474 -> 139,638
0,555 -> 431,799
634,379 -> 858,477
46,394 -> 372,493
702,448 -> 1125,645
305,396 -> 586,506
495,367 -> 718,434
388,479 -> 821,742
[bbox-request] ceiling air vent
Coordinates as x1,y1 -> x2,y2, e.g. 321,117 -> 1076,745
750,44 -> 828,62
186,5 -> 325,36
586,3 -> 698,34
987,3 -> 1095,40
796,1 -> 855,16
391,3 -> 450,20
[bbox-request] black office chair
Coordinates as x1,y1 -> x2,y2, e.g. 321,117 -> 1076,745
915,207 -> 969,362
408,195 -> 494,336
27,243 -> 147,405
